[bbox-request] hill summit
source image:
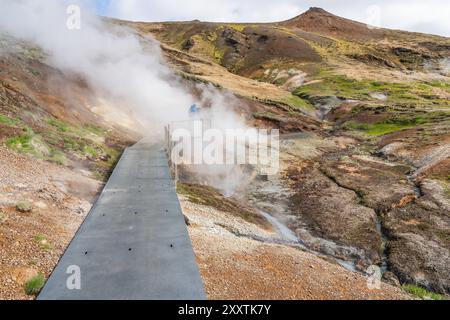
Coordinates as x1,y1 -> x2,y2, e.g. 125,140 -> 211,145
280,7 -> 385,39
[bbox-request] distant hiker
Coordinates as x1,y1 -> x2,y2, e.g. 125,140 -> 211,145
189,103 -> 200,118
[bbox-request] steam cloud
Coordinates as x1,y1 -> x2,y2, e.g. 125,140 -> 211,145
0,0 -> 254,196
0,0 -> 246,133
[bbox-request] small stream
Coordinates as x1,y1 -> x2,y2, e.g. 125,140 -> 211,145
259,211 -> 300,243
407,173 -> 423,198
375,217 -> 389,274
259,210 -> 361,274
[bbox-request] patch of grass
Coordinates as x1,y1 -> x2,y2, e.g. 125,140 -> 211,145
188,34 -> 225,64
342,117 -> 428,136
33,234 -> 46,242
48,119 -> 69,132
7,134 -> 33,152
62,136 -> 78,149
83,145 -> 98,158
282,95 -> 316,112
442,180 -> 450,197
47,149 -> 68,166
258,96 -> 315,115
428,81 -> 450,89
402,284 -> 446,300
83,124 -> 106,136
33,234 -> 53,252
253,111 -> 281,122
24,274 -> 45,296
92,146 -> 122,181
294,73 -> 450,107
7,132 -> 49,159
44,131 -> 63,146
213,47 -> 225,64
227,24 -> 246,32
7,115 -> 123,178
0,114 -> 18,126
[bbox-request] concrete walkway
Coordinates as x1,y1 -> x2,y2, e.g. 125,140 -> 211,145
38,141 -> 206,300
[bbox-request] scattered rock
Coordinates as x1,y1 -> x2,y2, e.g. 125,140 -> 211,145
0,210 -> 7,223
72,201 -> 91,215
99,154 -> 111,162
15,183 -> 29,190
182,38 -> 195,51
383,271 -> 401,287
370,92 -> 388,101
16,201 -> 33,213
33,201 -> 47,209
184,214 -> 191,226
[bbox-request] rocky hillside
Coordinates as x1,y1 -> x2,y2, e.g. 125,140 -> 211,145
0,35 -> 137,299
123,8 -> 450,297
0,7 -> 448,299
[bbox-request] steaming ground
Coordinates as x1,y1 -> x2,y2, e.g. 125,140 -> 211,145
0,0 -> 248,135
0,0 -> 254,193
0,2 -> 449,300
178,191 -> 411,299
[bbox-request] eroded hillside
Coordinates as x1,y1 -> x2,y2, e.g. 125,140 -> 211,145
124,7 -> 450,297
0,7 -> 448,300
0,35 -> 137,299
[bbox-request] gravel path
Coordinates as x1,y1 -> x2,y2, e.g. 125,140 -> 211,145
0,145 -> 100,299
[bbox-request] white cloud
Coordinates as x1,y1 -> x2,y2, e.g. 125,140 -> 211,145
101,0 -> 450,37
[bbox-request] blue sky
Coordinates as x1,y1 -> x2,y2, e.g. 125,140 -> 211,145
92,0 -> 450,37
95,0 -> 112,15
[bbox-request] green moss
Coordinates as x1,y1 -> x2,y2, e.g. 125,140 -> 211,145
427,81 -> 450,89
282,95 -> 316,112
342,117 -> 427,136
84,145 -> 98,158
33,234 -> 46,243
227,24 -> 246,32
187,34 -> 225,64
294,74 -> 450,107
6,131 -> 48,159
83,123 -> 107,136
24,274 -> 45,296
47,149 -> 68,166
213,47 -> 225,64
402,284 -> 446,300
7,134 -> 33,152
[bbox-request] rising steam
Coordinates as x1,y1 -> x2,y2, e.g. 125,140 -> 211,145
0,0 -> 245,133
0,0 -> 256,196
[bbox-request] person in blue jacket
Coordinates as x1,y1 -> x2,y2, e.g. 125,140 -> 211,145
189,103 -> 200,118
